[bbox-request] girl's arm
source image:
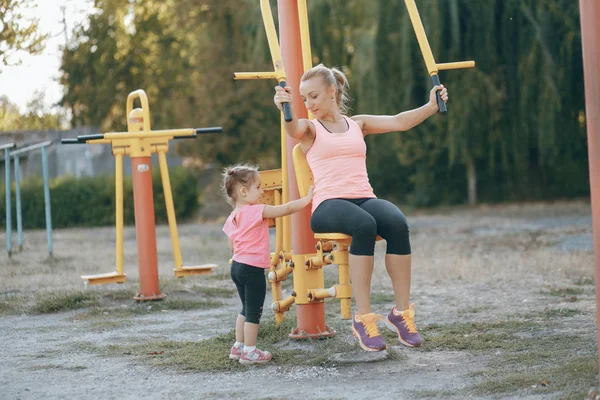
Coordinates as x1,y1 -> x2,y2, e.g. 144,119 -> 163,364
263,185 -> 314,219
228,239 -> 234,254
353,85 -> 448,136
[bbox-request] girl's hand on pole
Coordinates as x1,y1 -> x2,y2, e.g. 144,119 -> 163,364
306,185 -> 314,200
429,85 -> 449,111
274,85 -> 293,111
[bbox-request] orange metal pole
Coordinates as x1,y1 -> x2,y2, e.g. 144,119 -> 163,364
279,0 -> 325,337
131,157 -> 164,301
579,0 -> 600,383
278,0 -> 315,254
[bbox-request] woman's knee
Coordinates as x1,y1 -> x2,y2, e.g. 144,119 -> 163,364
349,217 -> 377,256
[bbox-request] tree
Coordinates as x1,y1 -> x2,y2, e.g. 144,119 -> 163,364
0,93 -> 65,131
0,0 -> 46,69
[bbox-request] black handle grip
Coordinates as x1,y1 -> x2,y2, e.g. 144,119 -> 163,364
431,75 -> 447,113
61,138 -> 82,144
279,81 -> 293,122
195,127 -> 223,134
77,134 -> 105,141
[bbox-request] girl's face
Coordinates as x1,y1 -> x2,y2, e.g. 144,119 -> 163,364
238,175 -> 263,205
300,77 -> 336,119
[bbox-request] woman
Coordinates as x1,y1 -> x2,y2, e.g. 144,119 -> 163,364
273,64 -> 448,352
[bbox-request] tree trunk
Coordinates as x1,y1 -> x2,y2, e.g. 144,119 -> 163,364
466,155 -> 477,206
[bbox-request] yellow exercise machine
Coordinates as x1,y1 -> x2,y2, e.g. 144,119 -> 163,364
62,90 -> 222,300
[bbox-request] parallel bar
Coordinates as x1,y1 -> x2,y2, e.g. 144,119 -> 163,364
10,140 -> 52,156
4,148 -> 12,256
41,147 -> 53,256
0,143 -> 16,151
14,157 -> 22,251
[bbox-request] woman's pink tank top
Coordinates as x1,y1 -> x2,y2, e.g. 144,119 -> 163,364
306,116 -> 376,213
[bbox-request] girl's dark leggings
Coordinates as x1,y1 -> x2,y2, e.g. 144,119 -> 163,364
230,260 -> 267,324
310,198 -> 411,256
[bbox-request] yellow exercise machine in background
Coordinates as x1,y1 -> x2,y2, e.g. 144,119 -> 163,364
61,90 -> 222,301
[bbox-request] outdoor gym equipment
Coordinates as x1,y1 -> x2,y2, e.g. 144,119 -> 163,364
234,0 -> 292,122
235,0 -> 477,339
404,0 -> 475,112
12,141 -> 54,256
2,140 -> 55,257
61,89 -> 222,301
1,142 -> 16,256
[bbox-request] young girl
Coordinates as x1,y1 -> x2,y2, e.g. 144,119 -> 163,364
222,164 -> 313,364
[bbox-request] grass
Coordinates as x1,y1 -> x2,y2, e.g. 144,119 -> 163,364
31,292 -> 99,314
0,287 -> 226,316
98,314 -> 404,372
412,309 -> 598,398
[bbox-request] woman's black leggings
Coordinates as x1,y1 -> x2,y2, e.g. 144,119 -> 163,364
310,198 -> 411,256
230,260 -> 267,324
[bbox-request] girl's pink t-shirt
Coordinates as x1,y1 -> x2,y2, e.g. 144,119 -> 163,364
306,116 -> 376,213
222,204 -> 270,269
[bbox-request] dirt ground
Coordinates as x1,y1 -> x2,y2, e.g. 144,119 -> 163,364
0,200 -> 597,399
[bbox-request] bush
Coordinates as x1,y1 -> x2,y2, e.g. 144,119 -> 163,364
0,167 -> 201,229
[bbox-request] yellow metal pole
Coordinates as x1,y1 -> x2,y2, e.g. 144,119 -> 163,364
260,0 -> 292,121
115,151 -> 124,276
233,72 -> 278,80
157,151 -> 184,271
404,0 -> 438,75
437,61 -> 476,70
298,0 -> 312,73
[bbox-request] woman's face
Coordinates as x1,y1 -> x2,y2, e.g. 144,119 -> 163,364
299,77 -> 335,119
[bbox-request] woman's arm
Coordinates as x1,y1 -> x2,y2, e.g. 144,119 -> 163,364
274,85 -> 315,142
353,85 -> 448,136
263,185 -> 313,219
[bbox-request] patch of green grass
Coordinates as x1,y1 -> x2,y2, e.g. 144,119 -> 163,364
420,310 -> 596,398
190,286 -> 236,298
28,364 -> 88,371
457,306 -> 492,315
574,277 -> 594,286
533,308 -> 581,319
0,299 -> 23,315
73,298 -> 224,320
471,356 -> 597,398
542,287 -> 584,297
99,315 -> 387,372
370,291 -> 395,305
31,292 -> 99,314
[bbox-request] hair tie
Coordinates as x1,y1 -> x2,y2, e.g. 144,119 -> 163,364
228,169 -> 235,176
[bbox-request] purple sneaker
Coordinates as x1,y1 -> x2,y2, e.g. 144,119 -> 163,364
385,303 -> 423,347
352,313 -> 387,352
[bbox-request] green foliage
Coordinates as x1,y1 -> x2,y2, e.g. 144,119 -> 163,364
0,0 -> 46,68
0,166 -> 200,229
57,0 -> 588,207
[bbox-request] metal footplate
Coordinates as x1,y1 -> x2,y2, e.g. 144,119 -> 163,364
81,272 -> 127,285
174,264 -> 218,277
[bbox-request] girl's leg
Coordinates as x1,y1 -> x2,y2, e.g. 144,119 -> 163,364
230,261 -> 247,342
241,264 -> 267,348
235,314 -> 246,343
311,199 -> 378,315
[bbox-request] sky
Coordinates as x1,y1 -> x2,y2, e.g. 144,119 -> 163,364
0,0 -> 93,112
